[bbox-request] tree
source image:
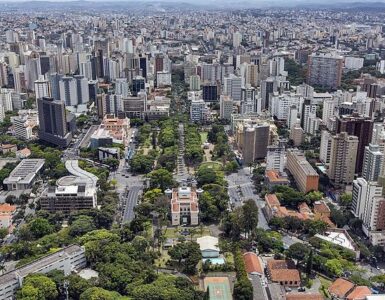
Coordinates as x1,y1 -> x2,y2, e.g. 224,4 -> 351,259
28,218 -> 55,239
325,259 -> 344,277
340,192 -> 352,208
0,228 -> 8,239
17,274 -> 58,300
233,279 -> 253,300
168,241 -> 202,275
241,200 -> 259,238
148,168 -> 174,191
69,215 -> 96,237
286,243 -> 310,262
80,287 -> 122,300
104,158 -> 119,170
304,191 -> 323,204
196,166 -> 218,186
306,249 -> 313,275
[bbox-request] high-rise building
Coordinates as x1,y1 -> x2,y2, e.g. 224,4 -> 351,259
49,73 -> 63,100
59,76 -> 77,106
320,130 -> 332,165
240,85 -> 256,114
260,78 -> 278,111
37,97 -> 72,147
74,75 -> 89,105
352,178 -> 385,235
224,74 -> 242,101
219,95 -> 233,120
132,76 -> 145,97
115,78 -> 130,97
189,75 -> 201,91
287,105 -> 299,129
34,76 -> 50,100
362,144 -> 383,182
266,140 -> 286,173
190,99 -> 207,123
290,124 -> 304,147
307,53 -> 343,89
300,99 -> 317,129
202,84 -> 218,102
336,113 -> 374,173
233,32 -> 242,48
328,132 -> 358,185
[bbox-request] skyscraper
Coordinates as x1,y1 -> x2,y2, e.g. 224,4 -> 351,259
328,132 -> 358,185
37,97 -> 72,147
362,144 -> 383,182
307,53 -> 343,89
34,76 -> 50,101
336,113 -> 374,173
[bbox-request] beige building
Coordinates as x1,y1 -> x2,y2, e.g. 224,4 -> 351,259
290,124 -> 304,147
328,132 -> 358,185
168,186 -> 200,226
236,122 -> 270,164
286,149 -> 319,193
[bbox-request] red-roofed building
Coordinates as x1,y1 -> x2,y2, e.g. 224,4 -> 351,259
243,252 -> 263,275
266,259 -> 300,287
328,278 -> 355,299
347,286 -> 372,300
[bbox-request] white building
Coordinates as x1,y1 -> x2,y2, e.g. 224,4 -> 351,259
377,60 -> 385,74
34,76 -> 50,100
190,99 -> 207,123
224,74 -> 242,101
344,57 -> 364,70
320,130 -> 332,165
266,141 -> 286,172
0,245 -> 86,300
271,92 -> 302,121
362,144 -> 383,182
219,95 -> 233,120
233,32 -> 242,48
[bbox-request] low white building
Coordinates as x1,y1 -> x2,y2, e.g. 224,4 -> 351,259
197,236 -> 220,258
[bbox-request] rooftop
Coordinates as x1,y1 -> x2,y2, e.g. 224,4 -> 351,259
243,252 -> 263,274
3,159 -> 45,185
328,278 -> 355,298
315,230 -> 355,251
347,286 -> 372,300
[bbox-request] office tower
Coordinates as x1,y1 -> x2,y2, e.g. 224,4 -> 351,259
132,76 -> 145,97
37,97 -> 72,147
301,99 -> 317,129
377,60 -> 385,74
154,54 -> 165,74
49,73 -> 63,100
39,56 -> 50,76
290,124 -> 304,147
88,80 -> 98,102
0,105 -> 4,122
336,113 -> 374,173
224,74 -> 242,101
352,178 -> 385,234
13,67 -> 26,93
344,57 -> 364,70
202,84 -> 218,102
233,32 -> 242,48
74,75 -> 89,105
80,61 -> 93,80
219,95 -> 233,120
34,76 -> 50,100
287,105 -> 298,129
190,99 -> 207,123
115,78 -> 130,97
246,64 -> 259,87
286,149 -> 319,193
0,62 -> 8,87
266,140 -> 286,172
236,123 -> 270,164
260,78 -> 278,111
11,92 -> 27,110
59,76 -> 77,106
320,130 -> 332,165
189,75 -> 201,91
269,57 -> 286,77
25,51 -> 42,91
12,115 -> 34,140
328,132 -> 358,185
139,55 -> 147,78
120,92 -> 147,119
362,144 -> 383,182
240,85 -> 256,114
307,53 -> 344,89
304,113 -> 320,135
100,94 -> 123,116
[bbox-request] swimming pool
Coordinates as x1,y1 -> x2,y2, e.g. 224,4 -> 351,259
203,257 -> 225,265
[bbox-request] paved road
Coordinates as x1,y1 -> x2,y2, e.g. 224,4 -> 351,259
122,186 -> 142,223
226,167 -> 270,229
175,123 -> 189,182
79,125 -> 98,148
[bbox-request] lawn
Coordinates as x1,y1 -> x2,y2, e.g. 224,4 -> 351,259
200,161 -> 223,171
200,132 -> 208,143
318,276 -> 332,298
163,226 -> 211,239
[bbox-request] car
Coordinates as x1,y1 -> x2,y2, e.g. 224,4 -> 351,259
298,287 -> 305,292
